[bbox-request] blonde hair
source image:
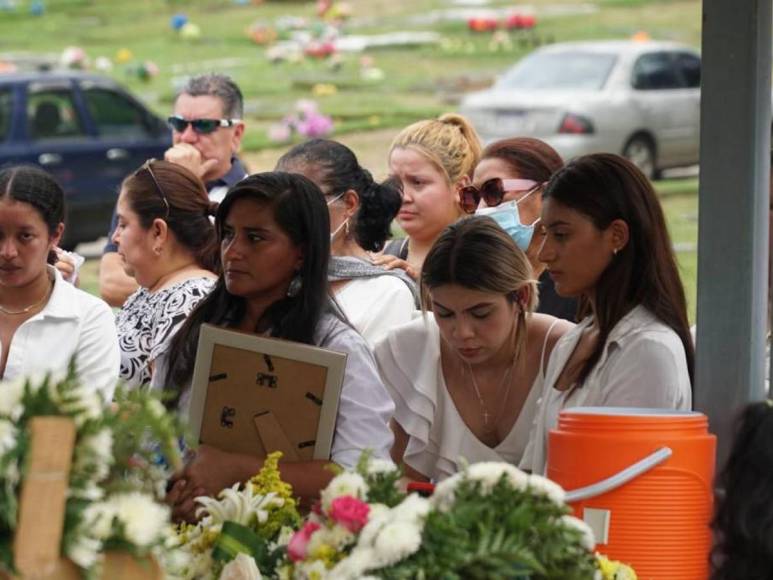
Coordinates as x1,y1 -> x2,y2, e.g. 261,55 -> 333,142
421,216 -> 538,369
390,113 -> 482,185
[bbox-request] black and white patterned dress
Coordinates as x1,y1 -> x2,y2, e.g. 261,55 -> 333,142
116,277 -> 215,389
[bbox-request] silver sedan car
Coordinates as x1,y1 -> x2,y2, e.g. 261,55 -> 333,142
459,40 -> 701,179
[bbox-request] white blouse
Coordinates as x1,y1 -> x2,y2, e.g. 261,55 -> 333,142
1,266 -> 120,402
334,276 -> 416,345
374,315 -> 557,481
520,305 -> 692,475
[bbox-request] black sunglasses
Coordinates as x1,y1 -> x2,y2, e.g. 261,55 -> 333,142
140,159 -> 170,219
167,115 -> 242,135
459,178 -> 543,214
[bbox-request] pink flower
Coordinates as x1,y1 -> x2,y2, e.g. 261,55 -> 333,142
296,112 -> 334,138
328,495 -> 370,533
287,521 -> 320,562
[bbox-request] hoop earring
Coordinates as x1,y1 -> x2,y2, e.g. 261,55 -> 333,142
287,273 -> 302,297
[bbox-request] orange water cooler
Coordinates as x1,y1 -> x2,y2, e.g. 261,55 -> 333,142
547,407 -> 716,580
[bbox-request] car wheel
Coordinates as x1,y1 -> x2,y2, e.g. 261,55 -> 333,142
623,135 -> 657,181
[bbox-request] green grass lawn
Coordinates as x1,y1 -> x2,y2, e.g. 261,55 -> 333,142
0,0 -> 702,150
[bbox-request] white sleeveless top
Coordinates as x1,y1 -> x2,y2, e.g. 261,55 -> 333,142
374,315 -> 558,481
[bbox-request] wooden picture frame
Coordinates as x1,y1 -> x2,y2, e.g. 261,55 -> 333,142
188,324 -> 347,462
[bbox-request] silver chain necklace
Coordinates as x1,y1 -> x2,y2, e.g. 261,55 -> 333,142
465,355 -> 517,428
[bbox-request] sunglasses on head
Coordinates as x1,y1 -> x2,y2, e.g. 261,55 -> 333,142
139,159 -> 170,219
459,178 -> 543,214
167,115 -> 242,135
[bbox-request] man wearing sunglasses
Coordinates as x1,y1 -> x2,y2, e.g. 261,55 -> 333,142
99,73 -> 248,307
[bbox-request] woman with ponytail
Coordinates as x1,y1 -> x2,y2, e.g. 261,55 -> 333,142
373,113 -> 482,281
113,160 -> 218,389
277,139 -> 417,344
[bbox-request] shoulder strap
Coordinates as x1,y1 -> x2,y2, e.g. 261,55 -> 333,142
540,318 -> 563,377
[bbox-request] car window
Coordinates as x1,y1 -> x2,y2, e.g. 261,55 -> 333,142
82,87 -> 155,139
0,88 -> 11,142
631,53 -> 684,90
27,88 -> 85,140
674,52 -> 701,88
496,51 -> 617,91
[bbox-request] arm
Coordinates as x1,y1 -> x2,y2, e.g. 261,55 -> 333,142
75,300 -> 121,403
325,326 -> 395,469
390,420 -> 429,482
99,252 -> 138,308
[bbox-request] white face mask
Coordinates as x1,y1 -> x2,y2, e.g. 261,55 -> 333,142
327,192 -> 348,242
330,218 -> 349,242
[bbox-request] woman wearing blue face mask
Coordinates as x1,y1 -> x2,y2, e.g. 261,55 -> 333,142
465,138 -> 577,322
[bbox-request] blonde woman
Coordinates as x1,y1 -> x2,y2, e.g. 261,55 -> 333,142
373,113 -> 482,280
374,217 -> 573,482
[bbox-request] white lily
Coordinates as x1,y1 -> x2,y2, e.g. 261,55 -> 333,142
195,484 -> 284,526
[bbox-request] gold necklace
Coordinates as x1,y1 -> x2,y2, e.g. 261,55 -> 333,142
0,282 -> 53,316
465,355 -> 517,429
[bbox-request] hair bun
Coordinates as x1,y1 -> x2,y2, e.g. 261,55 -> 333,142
207,201 -> 219,216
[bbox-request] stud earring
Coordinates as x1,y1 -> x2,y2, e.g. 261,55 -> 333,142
612,247 -> 619,256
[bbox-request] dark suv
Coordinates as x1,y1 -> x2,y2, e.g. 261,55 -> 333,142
0,70 -> 171,248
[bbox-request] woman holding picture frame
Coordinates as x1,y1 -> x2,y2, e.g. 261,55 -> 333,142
156,172 -> 394,521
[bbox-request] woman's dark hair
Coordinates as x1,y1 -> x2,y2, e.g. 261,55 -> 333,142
0,165 -> 65,265
275,139 -> 402,252
163,171 -> 332,402
543,153 -> 694,386
481,137 -> 564,182
711,401 -> 773,578
122,160 -> 219,272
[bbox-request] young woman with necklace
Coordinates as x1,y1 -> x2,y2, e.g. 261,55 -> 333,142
0,166 -> 119,400
374,217 -> 573,482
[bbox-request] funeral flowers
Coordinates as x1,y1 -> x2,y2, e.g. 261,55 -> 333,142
0,364 -> 184,576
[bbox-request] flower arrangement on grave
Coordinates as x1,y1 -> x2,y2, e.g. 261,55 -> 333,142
168,452 -> 301,579
267,100 -> 334,144
0,363 -> 185,577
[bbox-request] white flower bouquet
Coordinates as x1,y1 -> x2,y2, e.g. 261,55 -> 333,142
279,456 -> 631,579
0,363 -> 185,578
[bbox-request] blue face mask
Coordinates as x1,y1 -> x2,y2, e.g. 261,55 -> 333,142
474,190 -> 538,251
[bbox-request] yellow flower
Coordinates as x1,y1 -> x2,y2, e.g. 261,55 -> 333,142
597,554 -> 638,580
115,48 -> 133,64
312,83 -> 338,97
